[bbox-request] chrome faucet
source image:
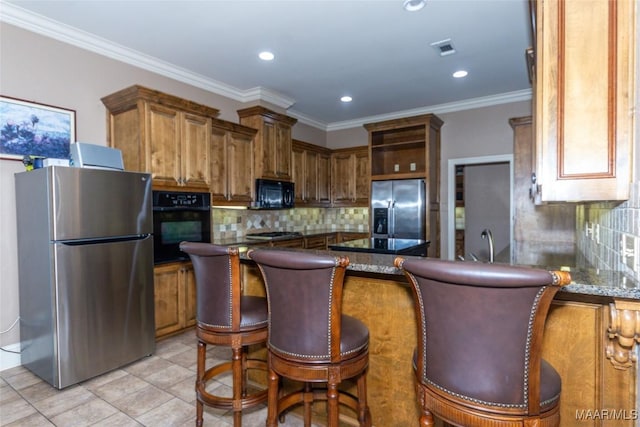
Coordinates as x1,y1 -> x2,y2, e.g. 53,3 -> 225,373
481,229 -> 494,263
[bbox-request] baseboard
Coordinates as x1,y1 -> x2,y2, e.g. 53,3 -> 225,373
0,343 -> 22,372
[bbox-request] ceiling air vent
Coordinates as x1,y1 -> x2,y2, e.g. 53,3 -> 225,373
430,39 -> 456,56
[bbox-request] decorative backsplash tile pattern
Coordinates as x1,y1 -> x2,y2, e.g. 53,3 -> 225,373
212,207 -> 369,239
577,181 -> 640,282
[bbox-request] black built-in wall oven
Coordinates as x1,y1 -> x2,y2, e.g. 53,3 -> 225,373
152,190 -> 211,264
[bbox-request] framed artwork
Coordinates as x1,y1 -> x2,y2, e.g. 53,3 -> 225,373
0,96 -> 76,160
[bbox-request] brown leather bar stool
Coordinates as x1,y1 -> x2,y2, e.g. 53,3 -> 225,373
180,242 -> 268,427
247,249 -> 371,427
394,257 -> 571,427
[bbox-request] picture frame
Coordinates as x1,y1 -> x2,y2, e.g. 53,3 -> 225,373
0,95 -> 76,160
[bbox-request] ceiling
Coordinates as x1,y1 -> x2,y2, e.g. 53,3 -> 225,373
1,0 -> 534,129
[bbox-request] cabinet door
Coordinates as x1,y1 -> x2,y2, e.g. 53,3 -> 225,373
210,127 -> 228,202
305,150 -> 318,203
317,153 -> 331,205
261,121 -> 278,179
331,152 -> 355,205
354,148 -> 370,206
292,144 -> 307,203
541,300 -> 639,427
534,0 -> 634,202
271,238 -> 304,248
154,263 -> 183,338
275,122 -> 292,180
338,232 -> 369,242
146,102 -> 181,188
181,112 -> 211,190
227,131 -> 254,203
259,120 -> 292,180
183,264 -> 197,328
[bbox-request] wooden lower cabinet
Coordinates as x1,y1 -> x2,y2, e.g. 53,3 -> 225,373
542,299 -> 638,427
153,262 -> 196,339
303,234 -> 328,249
270,237 -> 305,248
337,232 -> 369,243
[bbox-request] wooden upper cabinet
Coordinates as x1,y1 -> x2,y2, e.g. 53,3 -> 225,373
210,118 -> 257,206
181,112 -> 213,189
101,85 -> 219,190
331,146 -> 369,207
365,114 -> 443,182
532,0 -> 635,202
292,139 -> 332,207
237,106 -> 297,181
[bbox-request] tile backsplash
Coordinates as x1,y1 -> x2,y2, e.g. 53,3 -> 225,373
212,207 -> 369,239
577,181 -> 640,282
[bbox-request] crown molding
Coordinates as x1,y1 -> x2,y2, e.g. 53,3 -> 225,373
0,2 -> 296,110
322,89 -> 533,131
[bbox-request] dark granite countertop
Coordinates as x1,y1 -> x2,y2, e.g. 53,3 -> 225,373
235,244 -> 639,301
328,238 -> 429,256
215,230 -> 639,301
212,228 -> 363,246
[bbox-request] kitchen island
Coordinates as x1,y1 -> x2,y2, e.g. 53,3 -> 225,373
238,246 -> 640,427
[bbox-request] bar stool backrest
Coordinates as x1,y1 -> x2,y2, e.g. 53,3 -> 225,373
249,250 -> 350,363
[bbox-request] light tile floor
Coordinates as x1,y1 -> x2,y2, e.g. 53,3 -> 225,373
0,329 -> 317,427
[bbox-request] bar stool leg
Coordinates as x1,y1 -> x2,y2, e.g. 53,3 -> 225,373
303,383 -> 312,427
266,368 -> 279,427
327,382 -> 339,427
196,341 -> 206,427
356,373 -> 370,427
231,347 -> 243,427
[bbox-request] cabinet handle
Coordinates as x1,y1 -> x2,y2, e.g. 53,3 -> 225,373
529,173 -> 538,201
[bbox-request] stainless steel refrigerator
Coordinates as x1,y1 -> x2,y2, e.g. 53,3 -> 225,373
15,166 -> 155,389
371,179 -> 426,239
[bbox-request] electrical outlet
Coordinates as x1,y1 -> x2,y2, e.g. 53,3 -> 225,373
585,222 -> 593,239
394,164 -> 400,172
621,234 -> 637,271
410,162 -> 416,171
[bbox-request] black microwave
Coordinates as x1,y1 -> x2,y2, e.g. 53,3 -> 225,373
254,179 -> 295,209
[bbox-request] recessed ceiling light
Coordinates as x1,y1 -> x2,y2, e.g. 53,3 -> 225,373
340,96 -> 353,103
258,51 -> 274,61
453,70 -> 468,78
403,0 -> 426,12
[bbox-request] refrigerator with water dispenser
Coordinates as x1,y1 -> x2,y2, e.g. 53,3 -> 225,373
370,179 -> 426,240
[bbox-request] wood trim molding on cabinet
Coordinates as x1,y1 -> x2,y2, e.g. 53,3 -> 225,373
606,299 -> 640,370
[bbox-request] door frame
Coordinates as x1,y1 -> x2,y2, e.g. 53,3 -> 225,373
446,154 -> 513,261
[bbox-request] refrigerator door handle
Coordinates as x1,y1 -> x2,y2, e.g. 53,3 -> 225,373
389,200 -> 395,237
